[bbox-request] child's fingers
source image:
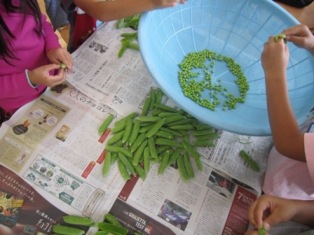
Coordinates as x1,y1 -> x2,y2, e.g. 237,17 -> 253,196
47,69 -> 67,87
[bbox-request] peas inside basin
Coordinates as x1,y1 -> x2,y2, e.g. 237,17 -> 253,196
138,0 -> 314,136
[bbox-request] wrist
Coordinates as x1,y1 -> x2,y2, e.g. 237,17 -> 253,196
25,69 -> 38,88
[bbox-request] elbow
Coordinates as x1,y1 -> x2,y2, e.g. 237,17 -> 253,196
273,135 -> 305,162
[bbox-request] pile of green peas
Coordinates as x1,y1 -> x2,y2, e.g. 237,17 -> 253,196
178,49 -> 249,111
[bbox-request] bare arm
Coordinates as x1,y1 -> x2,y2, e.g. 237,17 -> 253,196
262,37 -> 305,161
74,0 -> 183,22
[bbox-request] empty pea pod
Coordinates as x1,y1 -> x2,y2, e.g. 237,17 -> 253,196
52,225 -> 85,235
63,215 -> 94,226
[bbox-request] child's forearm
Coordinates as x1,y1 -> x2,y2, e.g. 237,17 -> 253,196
292,200 -> 314,227
265,72 -> 305,161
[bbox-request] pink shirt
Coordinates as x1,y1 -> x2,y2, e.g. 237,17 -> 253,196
0,3 -> 61,113
263,132 -> 314,200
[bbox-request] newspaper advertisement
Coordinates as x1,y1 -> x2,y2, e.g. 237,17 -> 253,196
0,21 -> 283,235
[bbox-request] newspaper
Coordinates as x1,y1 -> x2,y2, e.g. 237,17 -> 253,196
0,21 -> 302,235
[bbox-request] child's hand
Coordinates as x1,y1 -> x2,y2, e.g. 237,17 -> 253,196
152,0 -> 186,8
47,48 -> 73,70
261,36 -> 289,78
283,24 -> 314,53
27,64 -> 67,87
247,195 -> 298,233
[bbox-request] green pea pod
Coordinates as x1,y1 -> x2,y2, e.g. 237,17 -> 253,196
52,225 -> 85,235
136,116 -> 160,122
148,88 -> 156,111
97,222 -> 128,235
155,138 -> 182,148
63,215 -> 94,226
145,118 -> 165,138
130,133 -> 147,153
118,152 -> 136,176
135,165 -> 146,180
258,226 -> 267,235
117,159 -> 130,181
132,140 -> 148,166
104,213 -> 122,227
163,115 -> 186,125
107,131 -> 124,145
122,118 -> 133,144
183,152 -> 194,178
114,112 -> 137,126
102,151 -> 112,177
128,119 -> 141,146
98,114 -> 115,135
177,156 -> 189,181
141,96 -> 151,116
148,137 -> 158,159
239,150 -> 260,172
143,146 -> 150,173
105,146 -> 132,158
158,150 -> 170,174
154,103 -> 177,112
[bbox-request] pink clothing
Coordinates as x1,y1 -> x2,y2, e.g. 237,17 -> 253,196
0,3 -> 61,113
263,132 -> 314,200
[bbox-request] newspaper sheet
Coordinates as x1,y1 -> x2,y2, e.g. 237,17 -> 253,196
0,21 -> 304,235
